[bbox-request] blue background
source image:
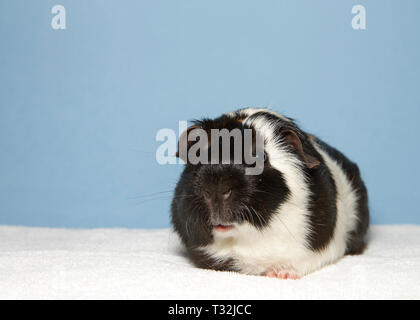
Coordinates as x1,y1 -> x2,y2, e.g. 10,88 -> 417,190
1,0 -> 419,228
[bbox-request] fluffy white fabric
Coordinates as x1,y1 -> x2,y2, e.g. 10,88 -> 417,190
0,225 -> 419,299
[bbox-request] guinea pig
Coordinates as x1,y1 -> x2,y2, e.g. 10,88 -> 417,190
171,108 -> 369,279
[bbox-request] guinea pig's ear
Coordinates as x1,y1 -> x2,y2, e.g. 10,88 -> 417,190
281,129 -> 320,169
176,125 -> 201,163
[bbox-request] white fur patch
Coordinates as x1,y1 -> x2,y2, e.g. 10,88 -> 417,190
228,107 -> 292,122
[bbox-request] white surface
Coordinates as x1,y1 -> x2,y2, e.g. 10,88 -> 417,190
0,225 -> 419,299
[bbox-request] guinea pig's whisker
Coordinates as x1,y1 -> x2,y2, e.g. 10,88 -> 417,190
251,206 -> 266,223
185,215 -> 191,239
276,215 -> 298,242
243,206 -> 256,226
257,202 -> 298,242
242,209 -> 248,225
244,207 -> 253,225
128,190 -> 174,200
134,197 -> 173,205
173,194 -> 195,199
255,189 -> 280,198
251,208 -> 264,227
190,202 -> 205,221
250,206 -> 266,227
134,194 -> 194,205
237,207 -> 246,224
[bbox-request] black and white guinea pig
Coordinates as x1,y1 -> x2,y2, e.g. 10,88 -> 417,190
171,108 -> 369,279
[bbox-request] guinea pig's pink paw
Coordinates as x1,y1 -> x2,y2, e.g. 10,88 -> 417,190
265,269 -> 300,280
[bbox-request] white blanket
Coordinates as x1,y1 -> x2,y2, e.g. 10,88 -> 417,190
0,225 -> 419,299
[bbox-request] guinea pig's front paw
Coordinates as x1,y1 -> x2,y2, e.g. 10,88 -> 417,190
264,269 -> 300,280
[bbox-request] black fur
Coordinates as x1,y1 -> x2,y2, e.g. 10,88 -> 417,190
313,137 -> 369,254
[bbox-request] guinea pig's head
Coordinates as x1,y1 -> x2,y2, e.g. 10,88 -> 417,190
171,111 -> 320,247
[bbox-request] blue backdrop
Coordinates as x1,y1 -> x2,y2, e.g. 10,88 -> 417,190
1,0 -> 419,228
